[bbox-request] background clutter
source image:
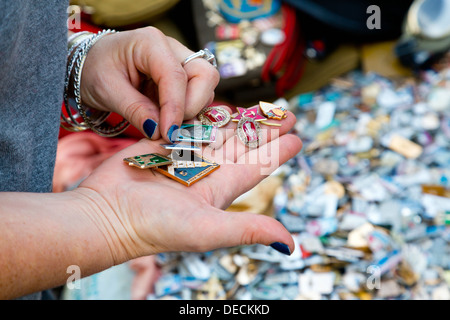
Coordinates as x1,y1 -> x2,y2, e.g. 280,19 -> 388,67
60,0 -> 450,300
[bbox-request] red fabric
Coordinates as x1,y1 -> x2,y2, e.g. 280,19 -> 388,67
53,132 -> 137,192
69,17 -> 102,33
261,4 -> 306,97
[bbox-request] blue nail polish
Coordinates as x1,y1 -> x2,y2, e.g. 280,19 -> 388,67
143,119 -> 158,139
270,242 -> 291,255
167,124 -> 179,142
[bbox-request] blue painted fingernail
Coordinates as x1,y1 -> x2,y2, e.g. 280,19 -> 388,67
270,242 -> 291,255
167,124 -> 179,142
143,119 -> 158,139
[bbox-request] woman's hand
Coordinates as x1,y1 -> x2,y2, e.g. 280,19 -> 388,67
0,106 -> 301,299
76,107 -> 302,265
80,27 -> 220,142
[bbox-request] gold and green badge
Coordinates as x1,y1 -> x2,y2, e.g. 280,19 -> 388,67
123,153 -> 173,169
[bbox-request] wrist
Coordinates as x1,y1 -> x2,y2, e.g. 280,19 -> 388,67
71,187 -> 143,265
0,190 -> 116,298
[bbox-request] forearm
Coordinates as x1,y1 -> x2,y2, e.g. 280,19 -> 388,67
0,189 -> 115,299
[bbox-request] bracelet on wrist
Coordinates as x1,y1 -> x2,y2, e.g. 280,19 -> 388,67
61,30 -> 130,137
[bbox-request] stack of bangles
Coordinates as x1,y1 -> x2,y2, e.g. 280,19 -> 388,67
61,29 -> 130,137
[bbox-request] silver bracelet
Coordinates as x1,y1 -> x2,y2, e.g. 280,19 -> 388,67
62,31 -> 104,131
62,33 -> 94,131
62,29 -> 130,137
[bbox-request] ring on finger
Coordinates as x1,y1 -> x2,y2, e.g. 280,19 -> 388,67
182,48 -> 217,69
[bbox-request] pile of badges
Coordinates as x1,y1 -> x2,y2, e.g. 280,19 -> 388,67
123,102 -> 286,187
123,101 -> 288,186
123,123 -> 221,187
145,64 -> 450,300
231,101 -> 287,148
201,0 -> 284,79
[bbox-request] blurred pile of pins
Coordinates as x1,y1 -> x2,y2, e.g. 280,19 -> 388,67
149,64 -> 450,300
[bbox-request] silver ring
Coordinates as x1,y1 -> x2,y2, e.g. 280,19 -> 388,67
182,48 -> 217,68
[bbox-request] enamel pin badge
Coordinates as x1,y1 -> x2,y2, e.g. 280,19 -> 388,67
259,101 -> 287,120
160,143 -> 201,151
198,106 -> 231,127
154,153 -> 220,187
175,124 -> 218,144
237,116 -> 261,148
123,153 -> 173,169
232,106 -> 266,122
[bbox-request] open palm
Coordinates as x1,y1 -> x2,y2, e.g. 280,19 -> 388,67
77,108 -> 302,264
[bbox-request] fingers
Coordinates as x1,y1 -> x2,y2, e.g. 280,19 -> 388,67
131,28 -> 188,142
206,110 -> 297,164
84,27 -> 219,142
167,38 -> 220,120
210,133 -> 302,207
111,81 -> 163,140
186,207 -> 295,255
80,31 -> 165,140
133,29 -> 219,142
223,120 -> 294,163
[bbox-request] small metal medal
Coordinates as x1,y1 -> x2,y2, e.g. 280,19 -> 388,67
198,106 -> 231,127
237,116 -> 261,148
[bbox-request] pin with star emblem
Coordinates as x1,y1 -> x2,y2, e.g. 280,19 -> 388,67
232,106 -> 266,122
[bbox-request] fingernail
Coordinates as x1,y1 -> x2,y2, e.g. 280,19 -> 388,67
270,242 -> 291,255
143,119 -> 158,139
167,124 -> 179,143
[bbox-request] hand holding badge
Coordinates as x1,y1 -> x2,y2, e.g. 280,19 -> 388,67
123,101 -> 289,186
73,37 -> 302,261
78,100 -> 301,260
123,122 -> 221,186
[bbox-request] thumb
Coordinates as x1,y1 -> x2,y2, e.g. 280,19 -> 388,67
195,208 -> 294,256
